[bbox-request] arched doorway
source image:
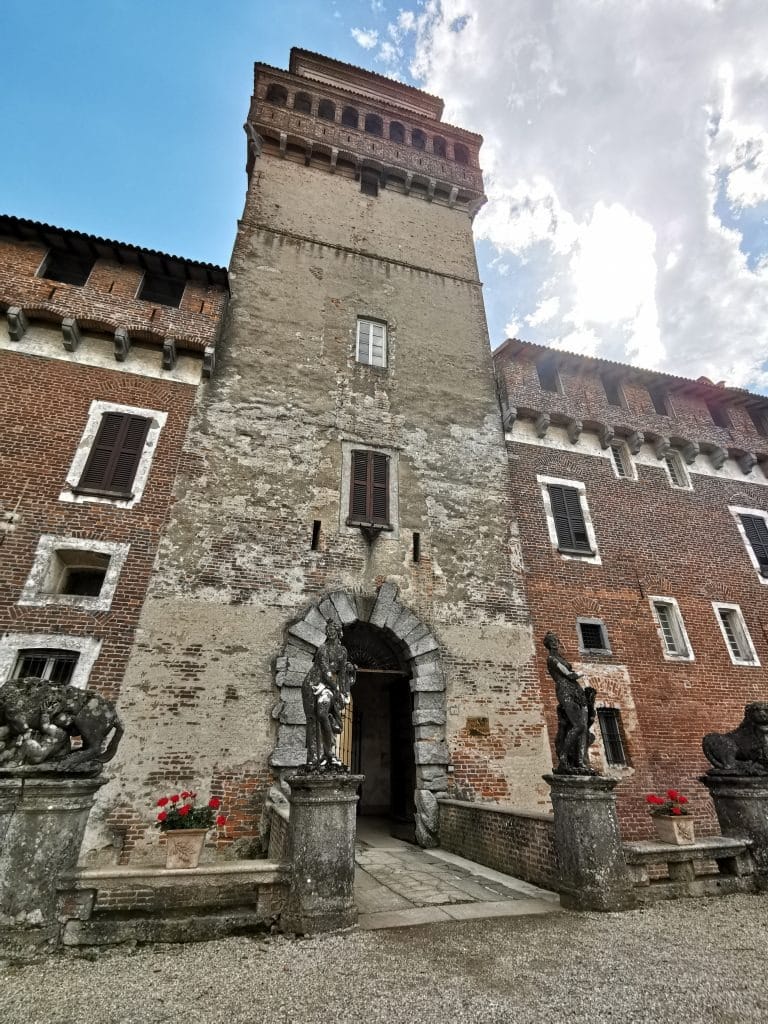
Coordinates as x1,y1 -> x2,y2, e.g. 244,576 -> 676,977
341,621 -> 416,837
272,583 -> 448,847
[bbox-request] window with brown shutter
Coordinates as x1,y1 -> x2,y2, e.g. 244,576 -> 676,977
740,513 -> 768,575
348,450 -> 390,526
547,484 -> 593,554
74,412 -> 151,498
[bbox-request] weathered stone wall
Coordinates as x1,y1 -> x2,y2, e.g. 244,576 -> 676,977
438,798 -> 559,891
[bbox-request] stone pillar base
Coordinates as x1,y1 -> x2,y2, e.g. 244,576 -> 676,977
0,771 -> 106,952
281,772 -> 363,935
701,773 -> 768,883
544,773 -> 633,911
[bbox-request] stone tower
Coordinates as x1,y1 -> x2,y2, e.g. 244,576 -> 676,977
97,49 -> 551,857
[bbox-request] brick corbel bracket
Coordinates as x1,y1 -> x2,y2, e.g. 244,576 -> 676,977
682,440 -> 700,464
627,431 -> 644,455
709,445 -> 728,470
359,524 -> 384,544
566,418 -> 583,444
7,306 -> 28,341
598,424 -> 614,449
502,404 -> 518,430
162,337 -> 177,371
203,345 -> 216,378
535,412 -> 550,439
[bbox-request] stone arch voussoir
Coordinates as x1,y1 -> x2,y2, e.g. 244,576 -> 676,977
270,581 -> 447,847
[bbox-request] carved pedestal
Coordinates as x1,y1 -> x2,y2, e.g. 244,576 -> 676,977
0,771 -> 106,950
544,773 -> 633,911
281,772 -> 363,934
701,774 -> 768,882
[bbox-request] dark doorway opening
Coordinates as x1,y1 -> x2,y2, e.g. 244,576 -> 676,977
342,622 -> 416,839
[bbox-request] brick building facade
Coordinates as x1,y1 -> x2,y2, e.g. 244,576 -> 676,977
494,338 -> 768,837
0,217 -> 228,854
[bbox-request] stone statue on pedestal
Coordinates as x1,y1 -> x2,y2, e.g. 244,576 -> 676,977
0,676 -> 123,771
543,631 -> 597,775
301,620 -> 357,770
703,703 -> 768,775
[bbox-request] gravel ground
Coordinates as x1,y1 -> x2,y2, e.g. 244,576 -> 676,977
3,895 -> 767,1024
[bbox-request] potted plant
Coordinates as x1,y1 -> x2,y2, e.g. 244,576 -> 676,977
155,791 -> 227,868
646,789 -> 695,845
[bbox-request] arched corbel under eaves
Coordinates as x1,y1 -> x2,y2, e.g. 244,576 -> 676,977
271,581 -> 447,848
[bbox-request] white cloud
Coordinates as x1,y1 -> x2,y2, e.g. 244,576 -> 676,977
351,27 -> 379,50
407,0 -> 768,391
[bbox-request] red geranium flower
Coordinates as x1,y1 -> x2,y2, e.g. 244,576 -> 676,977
180,791 -> 191,799
671,806 -> 682,816
216,815 -> 228,827
208,797 -> 221,809
678,795 -> 688,804
170,794 -> 180,803
178,804 -> 191,816
157,797 -> 170,807
157,811 -> 168,822
667,789 -> 679,800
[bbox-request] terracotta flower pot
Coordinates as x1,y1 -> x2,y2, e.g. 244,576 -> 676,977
653,815 -> 695,845
164,828 -> 208,868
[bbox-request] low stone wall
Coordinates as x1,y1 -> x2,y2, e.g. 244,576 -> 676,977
57,860 -> 289,946
439,798 -> 559,891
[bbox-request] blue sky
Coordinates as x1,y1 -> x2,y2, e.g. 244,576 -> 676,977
2,1 -> 767,390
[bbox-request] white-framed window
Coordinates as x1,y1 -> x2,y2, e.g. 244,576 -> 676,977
19,535 -> 129,611
713,603 -> 760,666
60,400 -> 167,509
663,450 -> 691,489
356,318 -> 387,368
339,440 -> 399,537
730,505 -> 768,584
0,633 -> 101,690
538,475 -> 601,564
577,618 -> 611,654
609,441 -> 635,480
649,596 -> 694,661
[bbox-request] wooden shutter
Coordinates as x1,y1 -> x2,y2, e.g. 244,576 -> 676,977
76,412 -> 151,497
740,514 -> 768,573
548,484 -> 591,552
348,450 -> 390,526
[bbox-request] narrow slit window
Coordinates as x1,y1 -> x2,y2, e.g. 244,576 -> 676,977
356,319 -> 387,368
311,520 -> 321,551
597,708 -> 628,766
664,451 -> 688,488
413,532 -> 421,563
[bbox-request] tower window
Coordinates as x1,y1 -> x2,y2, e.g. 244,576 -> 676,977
453,142 -> 470,165
389,121 -> 405,143
610,442 -> 632,479
318,99 -> 335,121
747,407 -> 768,437
342,106 -> 359,128
663,451 -> 689,489
706,401 -> 731,429
360,169 -> 379,198
433,136 -> 447,157
364,113 -> 383,137
601,374 -> 625,408
547,484 -> 593,555
137,272 -> 185,308
75,411 -> 152,499
13,648 -> 79,685
356,319 -> 387,367
411,128 -> 427,151
348,450 -> 390,527
536,359 -> 561,393
737,511 -> 768,576
648,384 -> 671,416
650,597 -> 693,659
265,83 -> 288,107
597,708 -> 628,766
293,91 -> 312,114
40,248 -> 95,287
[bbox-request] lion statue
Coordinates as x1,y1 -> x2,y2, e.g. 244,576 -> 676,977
0,676 -> 123,769
702,702 -> 768,775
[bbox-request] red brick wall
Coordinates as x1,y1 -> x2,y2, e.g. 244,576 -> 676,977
0,348 -> 198,702
496,348 -> 768,840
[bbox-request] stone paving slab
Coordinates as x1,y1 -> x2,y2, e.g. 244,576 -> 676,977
354,828 -> 559,928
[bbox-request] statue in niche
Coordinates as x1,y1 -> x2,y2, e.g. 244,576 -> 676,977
0,676 -> 123,770
543,632 -> 597,775
302,620 -> 357,770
